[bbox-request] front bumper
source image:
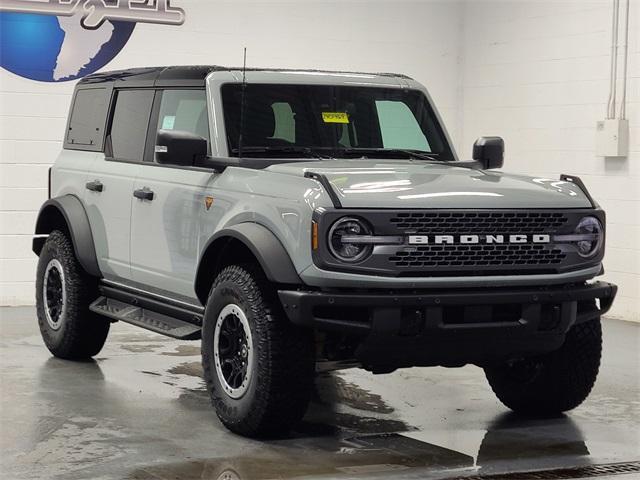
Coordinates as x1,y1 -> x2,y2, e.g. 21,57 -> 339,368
278,281 -> 617,368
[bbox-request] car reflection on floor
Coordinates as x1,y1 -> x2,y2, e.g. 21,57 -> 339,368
1,308 -> 638,480
125,379 -> 591,480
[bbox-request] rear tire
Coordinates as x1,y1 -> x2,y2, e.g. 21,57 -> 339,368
35,230 -> 109,359
202,264 -> 314,438
484,318 -> 602,415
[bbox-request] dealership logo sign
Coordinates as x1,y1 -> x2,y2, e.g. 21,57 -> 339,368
0,0 -> 185,28
0,0 -> 185,82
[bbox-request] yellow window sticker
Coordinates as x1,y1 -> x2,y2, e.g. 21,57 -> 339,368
322,112 -> 349,124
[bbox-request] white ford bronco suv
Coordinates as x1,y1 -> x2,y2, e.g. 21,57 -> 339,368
34,66 -> 617,437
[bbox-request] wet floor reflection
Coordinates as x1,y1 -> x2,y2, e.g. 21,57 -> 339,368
124,363 -> 597,480
476,412 -> 590,475
124,417 -> 593,480
124,412 -> 593,480
124,367 -> 475,479
9,327 -> 631,480
299,373 -> 414,435
127,433 -> 474,480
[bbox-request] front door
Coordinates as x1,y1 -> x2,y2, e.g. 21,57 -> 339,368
83,89 -> 154,281
130,89 -> 214,300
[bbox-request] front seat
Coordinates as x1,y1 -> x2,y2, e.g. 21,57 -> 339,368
243,99 -> 291,148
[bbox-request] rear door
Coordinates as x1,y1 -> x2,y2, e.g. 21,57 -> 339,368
83,89 -> 154,281
130,88 -> 215,300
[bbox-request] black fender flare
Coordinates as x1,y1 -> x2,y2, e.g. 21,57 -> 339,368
33,195 -> 101,277
195,223 -> 301,302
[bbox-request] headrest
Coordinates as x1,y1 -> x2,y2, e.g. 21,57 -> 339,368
243,98 -> 276,145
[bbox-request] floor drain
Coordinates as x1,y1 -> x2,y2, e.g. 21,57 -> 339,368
447,461 -> 640,479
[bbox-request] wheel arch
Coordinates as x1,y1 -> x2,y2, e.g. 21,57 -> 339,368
33,195 -> 101,278
194,223 -> 301,305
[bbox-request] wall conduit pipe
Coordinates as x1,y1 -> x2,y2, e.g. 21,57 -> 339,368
607,0 -> 620,119
619,0 -> 630,119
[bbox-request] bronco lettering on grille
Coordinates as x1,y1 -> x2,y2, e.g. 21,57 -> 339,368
407,234 -> 551,245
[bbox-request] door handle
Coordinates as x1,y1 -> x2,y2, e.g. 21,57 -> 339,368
133,187 -> 154,201
85,180 -> 103,192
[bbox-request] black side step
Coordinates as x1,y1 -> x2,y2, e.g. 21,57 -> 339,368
99,284 -> 203,324
90,297 -> 201,340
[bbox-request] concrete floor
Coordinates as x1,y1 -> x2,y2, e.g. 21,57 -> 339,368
0,307 -> 638,480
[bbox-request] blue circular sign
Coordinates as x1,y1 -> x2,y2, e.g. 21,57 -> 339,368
0,12 -> 134,82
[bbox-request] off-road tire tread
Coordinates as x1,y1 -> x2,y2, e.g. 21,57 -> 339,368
36,230 -> 109,359
485,318 -> 602,415
202,264 -> 314,437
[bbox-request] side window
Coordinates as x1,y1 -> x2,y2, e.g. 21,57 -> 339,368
375,100 -> 430,151
154,89 -> 209,161
108,89 -> 154,162
66,88 -> 110,149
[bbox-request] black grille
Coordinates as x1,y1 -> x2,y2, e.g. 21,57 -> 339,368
390,244 -> 566,268
390,211 -> 568,234
313,208 -> 601,277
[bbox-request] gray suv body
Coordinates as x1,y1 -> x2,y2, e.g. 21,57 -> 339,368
33,66 -> 617,437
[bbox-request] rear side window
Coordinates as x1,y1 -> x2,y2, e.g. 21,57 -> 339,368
108,89 -> 154,162
66,88 -> 110,149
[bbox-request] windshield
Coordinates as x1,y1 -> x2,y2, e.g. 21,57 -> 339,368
221,84 -> 455,160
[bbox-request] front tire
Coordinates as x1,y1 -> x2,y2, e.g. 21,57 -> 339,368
202,265 -> 314,438
36,230 -> 110,359
484,318 -> 602,415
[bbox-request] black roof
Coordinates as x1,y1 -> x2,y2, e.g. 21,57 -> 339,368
78,65 -> 412,88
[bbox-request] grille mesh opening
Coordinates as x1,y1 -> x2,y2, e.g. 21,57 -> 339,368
390,244 -> 566,268
390,211 -> 568,234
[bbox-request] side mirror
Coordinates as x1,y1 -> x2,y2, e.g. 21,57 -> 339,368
473,136 -> 504,169
156,129 -> 207,166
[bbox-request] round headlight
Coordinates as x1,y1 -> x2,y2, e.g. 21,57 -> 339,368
328,217 -> 373,262
574,216 -> 603,258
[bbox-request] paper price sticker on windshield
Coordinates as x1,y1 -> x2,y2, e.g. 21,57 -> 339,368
322,112 -> 349,124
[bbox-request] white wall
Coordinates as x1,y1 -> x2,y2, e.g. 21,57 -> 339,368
0,0 -> 465,304
460,0 -> 639,321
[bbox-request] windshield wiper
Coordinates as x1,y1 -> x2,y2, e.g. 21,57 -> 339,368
231,146 -> 331,159
231,146 -> 443,162
336,148 -> 441,162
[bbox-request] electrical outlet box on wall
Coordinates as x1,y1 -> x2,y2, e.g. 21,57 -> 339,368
596,119 -> 629,157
